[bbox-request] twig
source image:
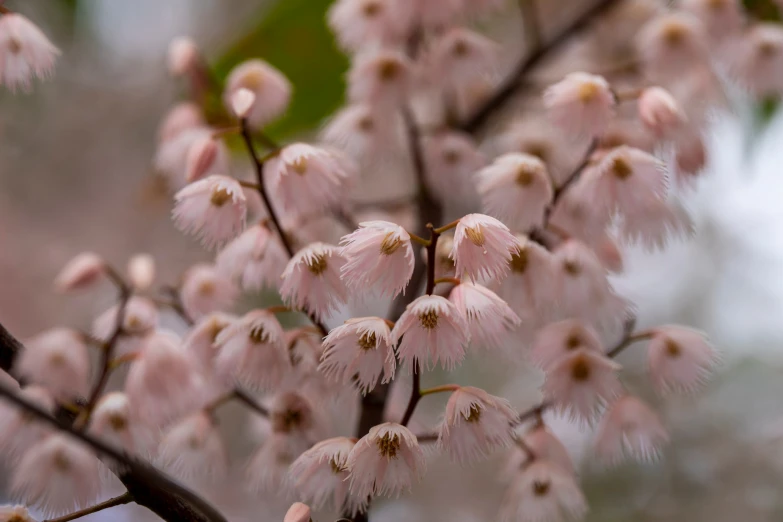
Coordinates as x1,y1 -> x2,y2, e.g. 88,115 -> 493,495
460,0 -> 622,134
205,388 -> 270,418
43,493 -> 133,522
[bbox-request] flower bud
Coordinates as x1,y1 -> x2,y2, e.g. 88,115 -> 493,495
230,87 -> 256,119
167,36 -> 199,77
638,87 -> 685,138
128,253 -> 155,290
54,252 -> 106,293
185,135 -> 219,182
284,502 -> 311,522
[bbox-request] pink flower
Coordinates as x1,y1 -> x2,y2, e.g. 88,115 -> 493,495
17,328 -> 90,400
265,143 -> 353,215
246,433 -> 301,494
158,102 -> 204,143
637,87 -> 686,138
158,412 -> 227,483
321,103 -> 403,158
551,240 -> 614,319
284,503 -> 312,522
579,146 -> 667,219
548,187 -> 609,246
216,223 -> 289,292
125,331 -> 205,426
594,396 -> 669,464
92,296 -> 159,355
637,13 -> 709,81
646,325 -> 717,393
500,460 -> 587,522
438,386 -> 517,464
0,13 -> 59,91
155,127 -> 229,190
11,435 -> 102,517
451,213 -> 520,282
682,0 -> 743,41
180,263 -> 238,321
0,505 -> 36,522
544,72 -> 616,138
727,23 -> 783,98
320,317 -> 395,394
543,348 -> 623,424
184,134 -> 220,183
428,28 -> 498,87
87,392 -> 136,453
414,0 -> 463,29
476,153 -> 553,231
531,319 -> 603,372
449,282 -> 521,351
182,312 -> 235,374
214,310 -> 289,390
0,385 -> 54,461
497,237 -> 556,314
340,220 -> 415,297
173,175 -> 247,249
223,59 -> 291,129
619,196 -> 693,250
346,422 -> 426,498
54,252 -> 106,293
289,436 -> 367,515
327,0 -> 413,52
167,37 -> 198,77
391,294 -> 470,371
348,50 -> 412,108
127,253 -> 155,290
281,242 -> 349,321
270,392 -> 327,449
424,131 -> 485,205
493,119 -> 574,186
521,426 -> 575,475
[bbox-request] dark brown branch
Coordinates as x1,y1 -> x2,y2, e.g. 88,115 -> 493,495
43,493 -> 133,522
206,387 -> 270,418
460,0 -> 622,134
0,322 -> 22,373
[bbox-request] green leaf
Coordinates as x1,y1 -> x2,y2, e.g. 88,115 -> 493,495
743,0 -> 781,21
212,0 -> 349,139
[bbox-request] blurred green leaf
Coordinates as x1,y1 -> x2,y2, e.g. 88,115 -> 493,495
744,0 -> 781,21
212,0 -> 349,139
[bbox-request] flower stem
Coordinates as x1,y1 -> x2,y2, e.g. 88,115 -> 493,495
434,277 -> 461,286
419,384 -> 459,397
433,219 -> 460,234
43,493 -> 134,522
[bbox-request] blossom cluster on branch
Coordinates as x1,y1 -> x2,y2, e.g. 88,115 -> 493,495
5,0 -> 782,520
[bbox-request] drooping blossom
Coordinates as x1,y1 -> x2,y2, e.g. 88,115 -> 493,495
521,426 -> 576,475
726,23 -> 783,98
391,294 -> 470,371
0,386 -> 54,460
270,392 -> 327,451
682,0 -> 743,42
543,348 -> 623,424
423,131 -> 485,205
346,422 -> 426,499
618,195 -> 693,250
531,319 -> 604,372
449,282 -> 521,351
284,503 -> 312,522
433,234 -> 457,279
320,317 -> 395,394
548,187 -> 609,246
158,412 -> 228,483
0,13 -> 59,91
127,253 -> 155,290
264,143 -> 353,215
428,28 -> 498,87
246,433 -> 301,494
155,127 -> 229,191
438,386 -> 517,464
646,325 -> 717,393
54,252 -> 106,293
500,460 -> 588,522
289,436 -> 367,515
348,50 -> 412,108
11,435 -> 102,517
125,331 -> 205,426
637,87 -> 686,138
493,119 -> 574,186
167,36 -> 198,77
476,153 -> 553,230
223,59 -> 291,129
579,146 -> 667,219
182,312 -> 235,373
551,240 -> 616,320
173,175 -> 247,249
544,72 -> 616,138
340,221 -> 415,297
92,296 -> 159,355
413,0 -> 464,29
158,102 -> 205,143
87,392 -> 137,453
17,328 -> 90,400
637,13 -> 709,81
0,505 -> 37,522
321,103 -> 403,159
594,396 -> 669,465
180,263 -> 238,321
214,309 -> 289,390
451,213 -> 519,282
216,223 -> 289,292
185,134 -> 221,183
327,0 -> 413,52
496,237 -> 556,314
280,242 -> 349,321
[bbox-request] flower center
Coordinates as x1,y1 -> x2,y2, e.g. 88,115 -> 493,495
533,479 -> 551,496
577,81 -> 599,103
291,156 -> 309,175
566,332 -> 582,350
571,357 -> 591,382
9,515 -> 26,522
465,225 -> 485,247
611,157 -> 633,179
210,188 -> 232,207
358,116 -> 374,132
510,247 -> 528,273
376,432 -> 401,458
126,314 -> 142,330
563,260 -> 581,275
419,310 -> 439,329
307,254 -> 329,275
362,0 -> 382,17
330,456 -> 348,473
452,39 -> 469,57
209,319 -> 226,343
274,408 -> 304,433
378,59 -> 399,81
49,352 -> 66,368
443,148 -> 461,164
665,338 -> 681,357
357,331 -> 377,351
662,22 -> 686,46
242,70 -> 264,90
462,404 -> 482,423
249,325 -> 269,344
525,142 -> 550,162
9,37 -> 21,54
516,165 -> 536,186
759,40 -> 779,58
108,413 -> 127,431
380,232 -> 402,255
198,280 -> 215,296
53,450 -> 71,472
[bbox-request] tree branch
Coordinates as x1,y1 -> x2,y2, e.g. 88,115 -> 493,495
43,493 -> 133,522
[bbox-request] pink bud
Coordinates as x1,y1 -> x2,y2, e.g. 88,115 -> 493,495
54,252 -> 106,292
158,102 -> 205,143
638,87 -> 685,137
594,395 -> 669,464
167,36 -> 199,77
127,253 -> 155,290
180,263 -> 238,323
348,50 -> 412,108
284,502 -> 311,522
0,13 -> 60,92
224,60 -> 291,128
230,87 -> 256,119
18,328 -> 90,400
544,72 -> 616,138
185,135 -> 219,183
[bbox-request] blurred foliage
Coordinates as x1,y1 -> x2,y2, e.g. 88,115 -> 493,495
744,0 -> 781,21
212,0 -> 349,139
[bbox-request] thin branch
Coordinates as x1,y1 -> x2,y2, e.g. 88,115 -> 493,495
460,0 -> 622,134
160,285 -> 195,326
44,493 -> 133,522
0,380 -> 228,522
